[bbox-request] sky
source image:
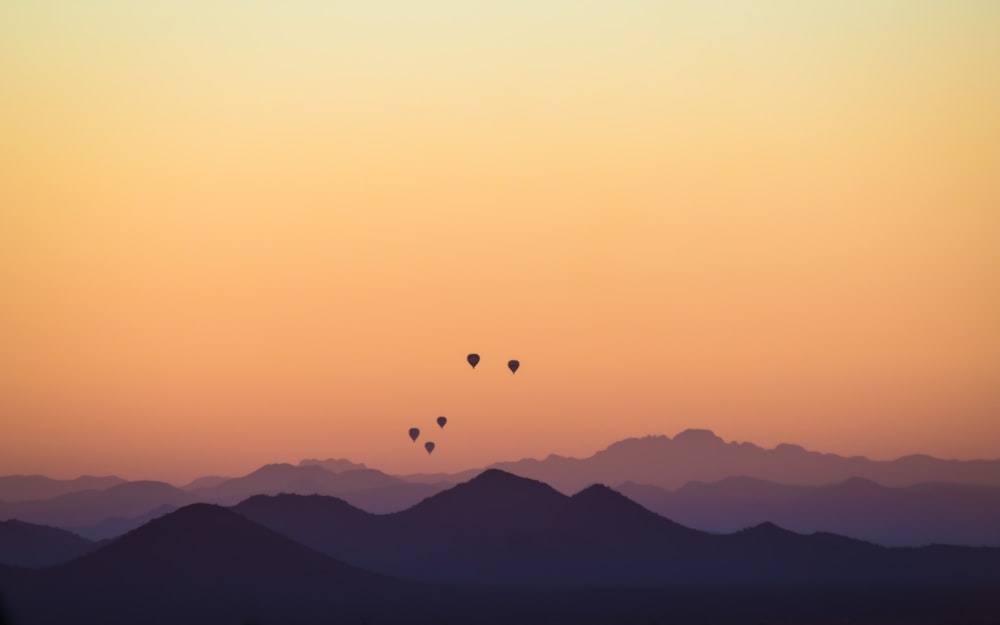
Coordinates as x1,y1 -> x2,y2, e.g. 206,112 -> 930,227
2,1 -> 998,483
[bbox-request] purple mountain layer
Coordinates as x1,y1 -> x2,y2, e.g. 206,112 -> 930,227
0,475 -> 125,503
618,477 -> 1000,546
403,429 -> 1000,492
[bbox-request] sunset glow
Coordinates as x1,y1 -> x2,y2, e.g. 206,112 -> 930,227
2,1 -> 998,483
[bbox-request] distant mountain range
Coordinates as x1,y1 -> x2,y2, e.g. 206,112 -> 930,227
234,469 -> 1000,588
3,430 -> 1000,548
401,429 -> 1000,492
618,477 -> 1000,546
3,470 -> 1000,625
185,463 -> 451,512
0,464 -> 448,533
0,481 -> 196,527
0,475 -> 124,503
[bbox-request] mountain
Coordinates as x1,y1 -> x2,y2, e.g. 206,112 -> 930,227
0,475 -> 124,503
177,475 -> 229,490
618,477 -> 1000,546
2,504 -> 421,625
401,468 -> 569,525
0,520 -> 95,568
65,504 -> 178,540
0,481 -> 195,528
298,457 -> 369,472
331,481 -> 449,513
189,463 -> 404,505
234,469 -> 1000,589
236,470 -> 701,585
0,463 -> 443,535
401,429 -> 1000,493
5,475 -> 1000,624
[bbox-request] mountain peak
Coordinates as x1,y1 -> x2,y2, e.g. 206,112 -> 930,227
405,469 -> 565,523
250,463 -> 299,474
737,521 -> 797,539
774,443 -> 807,454
81,502 -> 361,569
470,468 -> 537,484
298,457 -> 368,472
42,501 -> 401,624
569,484 -> 695,534
234,492 -> 369,519
570,483 -> 644,511
143,502 -> 233,526
672,429 -> 724,445
461,468 -> 563,496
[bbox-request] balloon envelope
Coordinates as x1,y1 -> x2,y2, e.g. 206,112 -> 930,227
437,416 -> 447,429
467,353 -> 480,369
408,428 -> 420,442
507,359 -> 520,374
424,441 -> 435,454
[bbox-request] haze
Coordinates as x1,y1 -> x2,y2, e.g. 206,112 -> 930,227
1,1 -> 998,483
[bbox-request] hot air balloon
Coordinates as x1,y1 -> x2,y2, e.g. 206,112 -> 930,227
408,428 -> 420,442
467,353 -> 480,369
508,359 -> 520,374
437,416 -> 447,429
424,441 -> 435,455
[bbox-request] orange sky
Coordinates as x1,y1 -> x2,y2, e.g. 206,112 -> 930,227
2,2 -> 999,483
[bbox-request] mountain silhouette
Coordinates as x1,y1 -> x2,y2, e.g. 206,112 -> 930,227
619,477 -> 1000,546
237,470 -> 655,584
232,493 -> 375,553
335,480 -> 450,513
6,430 -> 1000,555
190,463 -> 405,505
298,457 -> 369,472
5,473 -> 1000,624
402,429 -> 1000,493
3,504 -> 420,625
234,469 -> 1000,589
65,504 -> 179,540
402,468 -> 567,525
0,464 -> 442,536
0,475 -> 124,503
177,475 -> 229,490
0,520 -> 95,568
0,481 -> 195,527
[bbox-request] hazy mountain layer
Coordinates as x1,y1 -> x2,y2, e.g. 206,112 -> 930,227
234,469 -> 1000,587
4,473 -> 1000,625
0,476 -> 124,503
619,477 -> 1000,546
444,429 -> 1000,492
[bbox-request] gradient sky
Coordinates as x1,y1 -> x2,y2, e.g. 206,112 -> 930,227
2,1 -> 998,483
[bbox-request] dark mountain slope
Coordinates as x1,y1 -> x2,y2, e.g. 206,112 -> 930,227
234,468 -> 1000,589
0,521 -> 94,568
3,504 -> 420,625
0,475 -> 124,503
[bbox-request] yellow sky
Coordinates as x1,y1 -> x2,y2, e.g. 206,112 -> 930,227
1,1 -> 998,483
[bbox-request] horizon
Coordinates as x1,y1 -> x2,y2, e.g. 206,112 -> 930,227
8,427 -> 1000,486
2,2 -> 998,483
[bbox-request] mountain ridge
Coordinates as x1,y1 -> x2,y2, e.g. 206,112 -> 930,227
4,503 -> 423,625
618,476 -> 1000,546
5,471 -> 1000,624
399,429 -> 1000,492
233,468 -> 1000,588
